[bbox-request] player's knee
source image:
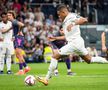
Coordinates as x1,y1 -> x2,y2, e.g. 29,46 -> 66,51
6,55 -> 11,58
86,60 -> 91,64
52,53 -> 60,60
82,54 -> 91,64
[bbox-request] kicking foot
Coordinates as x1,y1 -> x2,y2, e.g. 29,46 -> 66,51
24,66 -> 31,73
15,70 -> 25,75
35,76 -> 48,86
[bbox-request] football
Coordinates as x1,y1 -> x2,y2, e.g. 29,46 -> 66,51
24,75 -> 36,86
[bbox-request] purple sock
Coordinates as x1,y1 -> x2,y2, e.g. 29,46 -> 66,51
65,58 -> 71,70
19,63 -> 23,70
22,62 -> 27,67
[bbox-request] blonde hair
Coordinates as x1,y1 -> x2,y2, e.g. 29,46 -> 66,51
7,10 -> 16,18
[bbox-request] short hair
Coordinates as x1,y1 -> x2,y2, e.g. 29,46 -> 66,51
7,10 -> 16,18
1,12 -> 7,17
57,4 -> 68,11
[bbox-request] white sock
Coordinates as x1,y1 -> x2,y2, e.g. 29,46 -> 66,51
54,69 -> 58,73
67,69 -> 71,72
0,55 -> 5,71
46,57 -> 58,80
6,55 -> 12,71
91,56 -> 108,63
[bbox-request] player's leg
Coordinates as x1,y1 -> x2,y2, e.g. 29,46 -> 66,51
0,46 -> 6,74
6,44 -> 14,74
15,48 -> 25,75
0,53 -> 4,74
75,37 -> 108,63
6,54 -> 12,74
65,55 -> 76,75
15,48 -> 31,75
79,44 -> 108,63
22,50 -> 31,73
45,49 -> 59,80
36,50 -> 60,85
36,43 -> 73,85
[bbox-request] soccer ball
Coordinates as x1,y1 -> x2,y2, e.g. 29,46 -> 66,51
24,75 -> 36,86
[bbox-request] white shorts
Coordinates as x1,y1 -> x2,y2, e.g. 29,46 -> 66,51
1,42 -> 14,55
59,37 -> 88,56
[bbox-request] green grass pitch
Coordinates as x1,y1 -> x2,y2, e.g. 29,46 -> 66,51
0,62 -> 108,90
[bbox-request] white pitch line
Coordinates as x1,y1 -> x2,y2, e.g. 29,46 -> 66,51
70,75 -> 108,78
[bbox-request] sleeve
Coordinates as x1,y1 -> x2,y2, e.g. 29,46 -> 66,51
72,13 -> 81,21
12,19 -> 18,26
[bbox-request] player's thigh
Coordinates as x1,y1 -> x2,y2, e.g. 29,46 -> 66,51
59,43 -> 75,55
52,49 -> 61,59
7,44 -> 14,55
75,38 -> 88,55
15,48 -> 23,57
80,54 -> 91,64
0,45 -> 6,55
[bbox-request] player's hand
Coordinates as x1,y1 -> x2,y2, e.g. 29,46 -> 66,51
1,29 -> 7,33
102,46 -> 107,52
67,24 -> 73,32
0,38 -> 3,41
47,36 -> 56,41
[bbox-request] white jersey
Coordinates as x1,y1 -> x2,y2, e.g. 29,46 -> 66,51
0,21 -> 14,55
62,13 -> 81,42
0,21 -> 13,43
59,13 -> 88,56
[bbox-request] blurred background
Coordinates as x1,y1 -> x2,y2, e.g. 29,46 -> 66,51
0,0 -> 108,63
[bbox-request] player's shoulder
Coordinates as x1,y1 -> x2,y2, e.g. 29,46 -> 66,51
7,21 -> 12,24
71,13 -> 80,18
12,19 -> 18,24
0,21 -> 2,24
69,13 -> 77,17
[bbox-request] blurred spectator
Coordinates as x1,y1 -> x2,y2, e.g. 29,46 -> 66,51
24,14 -> 33,25
34,7 -> 45,22
56,18 -> 62,27
32,44 -> 44,62
28,8 -> 35,20
24,39 -> 36,62
12,0 -> 21,14
86,46 -> 98,57
39,25 -> 48,44
44,44 -> 53,63
46,14 -> 55,26
34,15 -> 43,27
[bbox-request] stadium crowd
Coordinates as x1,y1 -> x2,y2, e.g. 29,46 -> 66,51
0,0 -> 108,63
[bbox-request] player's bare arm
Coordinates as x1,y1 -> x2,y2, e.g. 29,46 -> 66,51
1,27 -> 12,34
67,17 -> 88,31
18,21 -> 24,27
18,21 -> 25,30
101,32 -> 107,52
48,36 -> 65,41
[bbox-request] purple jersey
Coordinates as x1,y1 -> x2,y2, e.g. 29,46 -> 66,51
14,35 -> 24,49
50,31 -> 66,49
12,19 -> 19,36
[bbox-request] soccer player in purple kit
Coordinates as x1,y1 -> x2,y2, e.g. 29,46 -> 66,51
7,10 -> 31,75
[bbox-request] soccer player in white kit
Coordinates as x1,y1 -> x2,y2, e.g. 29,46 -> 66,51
36,4 -> 108,85
0,12 -> 14,74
